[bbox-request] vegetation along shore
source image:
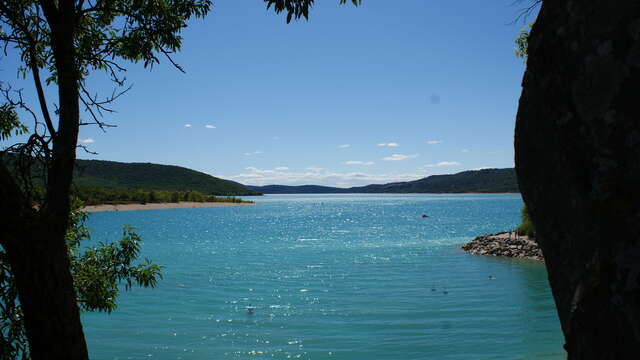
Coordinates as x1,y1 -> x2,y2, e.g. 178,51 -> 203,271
82,201 -> 254,213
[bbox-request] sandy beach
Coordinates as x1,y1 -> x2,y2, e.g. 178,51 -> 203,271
82,201 -> 254,213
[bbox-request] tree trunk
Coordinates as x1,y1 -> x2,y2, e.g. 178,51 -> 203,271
3,227 -> 89,360
0,1 -> 90,359
515,1 -> 640,358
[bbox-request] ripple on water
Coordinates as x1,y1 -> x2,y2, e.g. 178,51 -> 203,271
83,194 -> 564,360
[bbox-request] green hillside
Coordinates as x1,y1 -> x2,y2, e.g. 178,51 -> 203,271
352,168 -> 518,193
247,168 -> 519,194
74,160 -> 259,196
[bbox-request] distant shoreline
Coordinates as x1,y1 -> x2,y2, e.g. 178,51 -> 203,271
82,201 -> 254,213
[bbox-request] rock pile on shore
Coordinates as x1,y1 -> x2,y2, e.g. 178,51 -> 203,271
461,231 -> 543,261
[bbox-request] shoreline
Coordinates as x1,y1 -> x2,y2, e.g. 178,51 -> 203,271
461,231 -> 543,261
82,201 -> 254,213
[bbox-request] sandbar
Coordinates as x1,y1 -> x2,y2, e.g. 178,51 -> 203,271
82,201 -> 254,213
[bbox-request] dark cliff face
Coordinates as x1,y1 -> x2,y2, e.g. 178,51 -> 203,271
515,1 -> 640,358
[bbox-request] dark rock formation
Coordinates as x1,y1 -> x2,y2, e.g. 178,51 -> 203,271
515,1 -> 640,358
462,231 -> 543,261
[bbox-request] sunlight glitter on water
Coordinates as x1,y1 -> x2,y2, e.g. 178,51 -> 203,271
83,194 -> 564,360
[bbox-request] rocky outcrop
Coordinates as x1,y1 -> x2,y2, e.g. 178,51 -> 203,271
461,231 -> 543,261
515,1 -> 640,357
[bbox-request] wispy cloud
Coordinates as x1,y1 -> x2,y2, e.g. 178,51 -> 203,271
244,150 -> 263,156
461,149 -> 470,153
184,124 -> 192,128
228,168 -> 427,187
345,160 -> 375,166
338,144 -> 351,148
377,142 -> 399,147
437,161 -> 460,166
383,154 -> 418,161
426,140 -> 442,145
275,166 -> 289,171
204,124 -> 216,129
306,166 -> 323,172
426,161 -> 461,167
78,138 -> 95,144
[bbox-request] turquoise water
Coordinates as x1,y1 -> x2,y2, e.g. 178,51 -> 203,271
82,194 -> 564,359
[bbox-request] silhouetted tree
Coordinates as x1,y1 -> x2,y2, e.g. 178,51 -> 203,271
0,1 -> 210,358
0,2 -> 359,359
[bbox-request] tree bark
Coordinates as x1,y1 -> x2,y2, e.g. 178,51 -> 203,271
515,1 -> 640,358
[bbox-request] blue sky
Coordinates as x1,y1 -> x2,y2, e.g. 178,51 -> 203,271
2,0 -> 534,187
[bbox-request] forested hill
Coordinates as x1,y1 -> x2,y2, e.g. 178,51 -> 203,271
246,168 -> 518,194
74,159 -> 260,196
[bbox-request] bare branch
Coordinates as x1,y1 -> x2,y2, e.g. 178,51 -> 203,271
76,144 -> 97,155
510,0 -> 542,24
78,82 -> 131,131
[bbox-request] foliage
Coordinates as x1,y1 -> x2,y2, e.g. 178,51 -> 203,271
264,0 -> 361,23
73,159 -> 260,196
516,205 -> 535,238
0,200 -> 163,359
515,23 -> 532,61
0,104 -> 28,141
74,186 -> 252,205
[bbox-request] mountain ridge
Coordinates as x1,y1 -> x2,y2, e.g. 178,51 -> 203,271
246,168 -> 518,194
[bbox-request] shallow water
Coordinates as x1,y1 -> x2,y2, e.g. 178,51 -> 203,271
83,194 -> 564,359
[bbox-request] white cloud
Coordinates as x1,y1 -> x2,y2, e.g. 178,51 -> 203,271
377,143 -> 387,147
184,124 -> 192,128
426,161 -> 461,167
345,160 -> 375,166
244,166 -> 276,174
244,150 -> 263,156
426,140 -> 442,145
204,124 -> 216,129
461,149 -> 470,153
338,144 -> 351,148
437,161 -> 460,166
377,142 -> 399,147
383,154 -> 418,161
275,166 -> 289,171
306,166 -> 323,172
228,168 -> 428,187
78,138 -> 95,144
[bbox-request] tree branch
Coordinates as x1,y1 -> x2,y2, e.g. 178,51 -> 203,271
29,51 -> 56,138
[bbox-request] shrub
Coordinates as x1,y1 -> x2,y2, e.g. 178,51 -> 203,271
516,205 -> 536,238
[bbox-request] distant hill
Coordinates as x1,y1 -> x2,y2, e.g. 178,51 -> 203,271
246,168 -> 518,194
74,159 -> 260,196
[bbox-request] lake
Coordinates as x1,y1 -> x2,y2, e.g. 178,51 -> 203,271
82,194 -> 564,359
